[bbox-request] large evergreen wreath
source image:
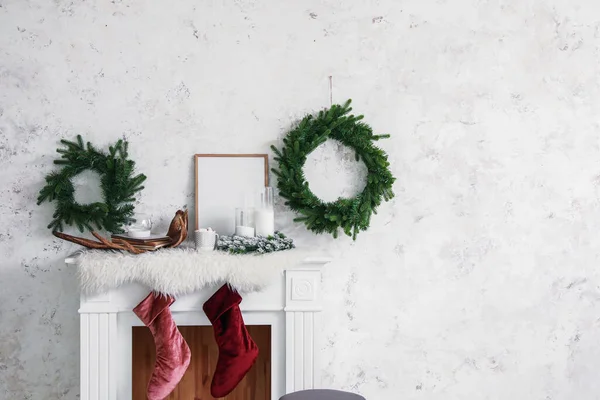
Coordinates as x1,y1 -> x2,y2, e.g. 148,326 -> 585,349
37,135 -> 146,233
271,100 -> 395,240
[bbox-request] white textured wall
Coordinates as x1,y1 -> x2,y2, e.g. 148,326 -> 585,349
2,0 -> 600,399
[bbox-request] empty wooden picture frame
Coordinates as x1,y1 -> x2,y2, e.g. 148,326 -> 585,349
194,154 -> 269,234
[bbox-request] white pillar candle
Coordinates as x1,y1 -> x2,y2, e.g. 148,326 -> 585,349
235,225 -> 255,237
254,208 -> 274,237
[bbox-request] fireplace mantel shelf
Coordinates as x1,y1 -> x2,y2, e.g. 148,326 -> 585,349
64,250 -> 332,266
67,249 -> 332,400
67,248 -> 331,296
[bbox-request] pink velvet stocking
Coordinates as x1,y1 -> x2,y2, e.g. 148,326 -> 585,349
133,292 -> 191,400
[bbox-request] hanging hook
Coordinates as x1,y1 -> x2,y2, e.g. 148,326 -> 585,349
329,75 -> 333,107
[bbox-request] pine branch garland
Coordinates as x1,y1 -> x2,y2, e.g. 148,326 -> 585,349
217,232 -> 295,254
271,100 -> 395,240
37,135 -> 146,233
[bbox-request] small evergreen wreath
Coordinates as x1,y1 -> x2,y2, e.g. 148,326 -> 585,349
37,135 -> 146,233
271,100 -> 395,240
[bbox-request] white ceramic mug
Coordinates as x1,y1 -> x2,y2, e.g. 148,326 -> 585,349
195,228 -> 219,251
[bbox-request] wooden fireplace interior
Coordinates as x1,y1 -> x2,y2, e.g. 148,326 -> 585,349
132,325 -> 272,400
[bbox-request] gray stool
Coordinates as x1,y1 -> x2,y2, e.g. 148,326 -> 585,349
280,389 -> 365,400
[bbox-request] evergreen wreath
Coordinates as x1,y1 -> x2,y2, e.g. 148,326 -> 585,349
271,99 -> 395,240
37,135 -> 146,233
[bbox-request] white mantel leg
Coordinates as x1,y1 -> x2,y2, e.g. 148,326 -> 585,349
284,266 -> 322,394
80,293 -> 118,400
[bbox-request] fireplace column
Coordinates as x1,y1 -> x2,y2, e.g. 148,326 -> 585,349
79,291 -> 119,400
284,264 -> 323,394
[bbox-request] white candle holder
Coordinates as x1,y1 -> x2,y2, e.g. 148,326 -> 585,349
126,213 -> 152,238
254,187 -> 274,237
235,207 -> 255,237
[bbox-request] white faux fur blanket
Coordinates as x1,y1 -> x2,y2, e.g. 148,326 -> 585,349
76,248 -> 310,296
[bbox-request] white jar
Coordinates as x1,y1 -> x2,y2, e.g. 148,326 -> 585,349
254,187 -> 274,237
126,214 -> 152,238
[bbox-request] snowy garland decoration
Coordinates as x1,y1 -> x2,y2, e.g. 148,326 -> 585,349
271,99 -> 395,240
217,232 -> 295,254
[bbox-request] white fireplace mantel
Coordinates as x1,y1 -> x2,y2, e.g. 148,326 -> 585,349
66,253 -> 331,400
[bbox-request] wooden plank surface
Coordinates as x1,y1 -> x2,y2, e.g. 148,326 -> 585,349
132,325 -> 271,400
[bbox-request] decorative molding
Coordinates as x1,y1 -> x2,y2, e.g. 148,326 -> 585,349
285,268 -> 322,312
291,277 -> 316,301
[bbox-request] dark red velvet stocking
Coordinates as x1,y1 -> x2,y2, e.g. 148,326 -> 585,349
133,292 -> 191,400
203,284 -> 259,398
